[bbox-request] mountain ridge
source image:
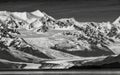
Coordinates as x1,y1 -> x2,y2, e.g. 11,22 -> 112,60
0,10 -> 120,69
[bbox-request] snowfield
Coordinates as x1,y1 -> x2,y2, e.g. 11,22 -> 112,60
0,10 -> 120,69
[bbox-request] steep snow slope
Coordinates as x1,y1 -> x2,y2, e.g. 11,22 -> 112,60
113,16 -> 120,24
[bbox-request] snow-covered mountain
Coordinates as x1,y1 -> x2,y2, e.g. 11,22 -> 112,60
0,10 -> 120,69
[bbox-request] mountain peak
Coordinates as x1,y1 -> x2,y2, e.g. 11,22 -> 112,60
12,12 -> 28,20
31,10 -> 44,17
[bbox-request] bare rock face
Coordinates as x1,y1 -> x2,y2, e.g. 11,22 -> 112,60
0,10 -> 120,69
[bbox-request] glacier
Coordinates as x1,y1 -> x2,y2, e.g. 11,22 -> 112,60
0,10 -> 120,69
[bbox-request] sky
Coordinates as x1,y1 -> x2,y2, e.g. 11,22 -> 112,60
0,0 -> 119,22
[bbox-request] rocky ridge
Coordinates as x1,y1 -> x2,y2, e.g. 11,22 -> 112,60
0,10 -> 120,69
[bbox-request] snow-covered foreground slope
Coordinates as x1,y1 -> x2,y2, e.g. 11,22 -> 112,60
0,10 -> 120,69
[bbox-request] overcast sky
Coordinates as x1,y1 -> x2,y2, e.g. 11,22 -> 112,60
0,0 -> 119,22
